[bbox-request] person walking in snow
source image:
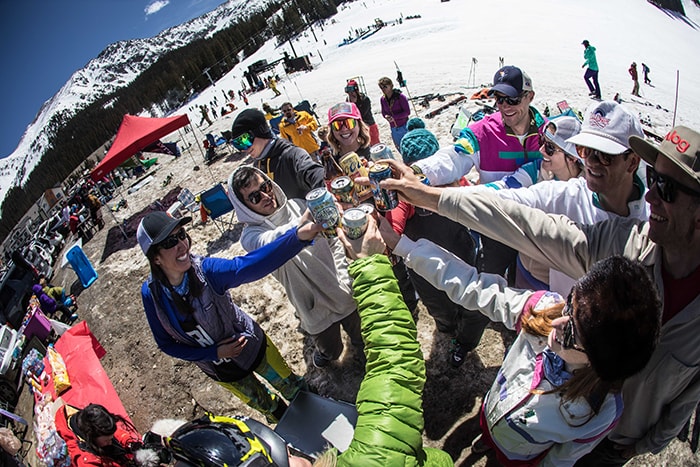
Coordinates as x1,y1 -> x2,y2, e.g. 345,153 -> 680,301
642,63 -> 651,85
629,62 -> 641,97
581,40 -> 601,99
198,105 -> 212,126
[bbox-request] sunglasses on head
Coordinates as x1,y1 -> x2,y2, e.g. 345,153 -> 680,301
647,166 -> 700,203
557,293 -> 587,353
158,229 -> 188,250
577,146 -> 630,166
494,92 -> 527,106
331,118 -> 357,132
379,83 -> 391,89
231,132 -> 255,151
247,179 -> 273,205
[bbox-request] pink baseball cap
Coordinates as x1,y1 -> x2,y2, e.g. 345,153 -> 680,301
328,102 -> 361,124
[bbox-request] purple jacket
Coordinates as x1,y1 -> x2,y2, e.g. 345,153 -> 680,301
380,90 -> 410,128
32,284 -> 57,314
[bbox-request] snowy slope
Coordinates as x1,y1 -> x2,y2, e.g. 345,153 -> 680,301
1,0 -> 699,212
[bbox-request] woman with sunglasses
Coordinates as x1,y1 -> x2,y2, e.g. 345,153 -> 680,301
378,77 -> 411,151
326,102 -> 372,162
378,220 -> 661,465
138,211 -> 322,424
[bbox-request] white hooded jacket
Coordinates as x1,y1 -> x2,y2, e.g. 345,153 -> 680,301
228,167 -> 356,334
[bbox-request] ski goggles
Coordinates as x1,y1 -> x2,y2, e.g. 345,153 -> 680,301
231,132 -> 255,151
576,146 -> 631,167
494,92 -> 527,106
647,166 -> 700,203
157,229 -> 188,250
331,118 -> 357,132
247,179 -> 273,205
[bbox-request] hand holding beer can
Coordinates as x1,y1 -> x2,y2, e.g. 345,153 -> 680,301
368,162 -> 399,211
305,187 -> 341,238
342,208 -> 368,240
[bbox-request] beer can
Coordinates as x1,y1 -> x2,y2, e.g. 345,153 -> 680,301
305,187 -> 340,238
330,176 -> 358,205
368,162 -> 398,211
369,143 -> 395,162
414,174 -> 432,216
338,151 -> 372,198
342,208 -> 368,240
357,203 -> 375,217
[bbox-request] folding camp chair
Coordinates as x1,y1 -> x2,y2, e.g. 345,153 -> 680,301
0,402 -> 32,458
168,188 -> 201,219
199,184 -> 236,232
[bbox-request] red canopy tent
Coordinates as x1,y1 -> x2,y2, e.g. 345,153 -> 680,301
90,114 -> 190,181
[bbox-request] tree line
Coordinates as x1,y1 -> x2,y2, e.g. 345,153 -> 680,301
0,0 -> 340,243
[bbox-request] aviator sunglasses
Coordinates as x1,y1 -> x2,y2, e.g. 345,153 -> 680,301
247,179 -> 273,205
647,166 -> 700,203
556,293 -> 587,353
331,118 -> 357,132
158,229 -> 188,250
231,132 -> 255,151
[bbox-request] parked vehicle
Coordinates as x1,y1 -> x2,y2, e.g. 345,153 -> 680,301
0,260 -> 36,329
0,324 -> 20,404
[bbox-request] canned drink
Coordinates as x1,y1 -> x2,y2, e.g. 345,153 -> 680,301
413,174 -> 432,216
305,187 -> 340,238
330,176 -> 358,205
342,208 -> 368,240
338,152 -> 372,198
357,203 -> 375,217
368,162 -> 399,211
369,143 -> 395,162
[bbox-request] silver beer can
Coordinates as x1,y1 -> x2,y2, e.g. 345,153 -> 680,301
305,187 -> 340,238
342,208 -> 368,240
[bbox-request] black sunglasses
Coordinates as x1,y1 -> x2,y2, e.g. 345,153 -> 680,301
557,293 -> 587,353
158,228 -> 188,250
647,166 -> 700,203
542,141 -> 563,157
247,179 -> 273,205
494,92 -> 527,106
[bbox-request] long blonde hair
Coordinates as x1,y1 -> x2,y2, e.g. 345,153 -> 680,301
313,448 -> 338,467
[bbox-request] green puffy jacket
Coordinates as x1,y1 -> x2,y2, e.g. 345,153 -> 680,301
338,255 -> 453,466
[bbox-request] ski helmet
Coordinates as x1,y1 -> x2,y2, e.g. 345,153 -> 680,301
168,415 -> 289,467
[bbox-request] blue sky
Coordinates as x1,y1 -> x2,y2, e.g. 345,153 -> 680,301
0,0 -> 226,158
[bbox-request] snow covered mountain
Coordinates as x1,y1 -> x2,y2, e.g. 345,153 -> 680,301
0,0 -> 269,205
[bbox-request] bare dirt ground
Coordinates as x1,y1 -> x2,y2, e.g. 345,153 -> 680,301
19,109 -> 700,466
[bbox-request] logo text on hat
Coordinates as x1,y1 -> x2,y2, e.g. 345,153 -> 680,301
589,112 -> 610,129
665,129 -> 690,153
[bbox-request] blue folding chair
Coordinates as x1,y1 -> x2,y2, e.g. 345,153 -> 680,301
199,184 -> 236,233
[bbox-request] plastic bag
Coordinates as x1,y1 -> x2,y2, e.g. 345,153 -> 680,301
48,345 -> 71,394
0,427 -> 21,455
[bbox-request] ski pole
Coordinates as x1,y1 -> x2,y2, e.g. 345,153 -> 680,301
394,61 -> 418,116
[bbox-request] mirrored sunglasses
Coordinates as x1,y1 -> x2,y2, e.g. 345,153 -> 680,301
576,146 -> 628,166
231,132 -> 255,151
647,166 -> 700,203
158,229 -> 188,250
247,179 -> 273,205
331,118 -> 357,132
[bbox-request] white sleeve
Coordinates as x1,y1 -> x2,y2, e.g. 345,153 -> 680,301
413,146 -> 476,186
394,235 -> 531,330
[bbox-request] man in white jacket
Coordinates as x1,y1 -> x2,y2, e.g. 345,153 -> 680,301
377,124 -> 700,465
228,166 -> 361,369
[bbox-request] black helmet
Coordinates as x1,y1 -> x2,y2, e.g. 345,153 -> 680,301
168,415 -> 289,467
